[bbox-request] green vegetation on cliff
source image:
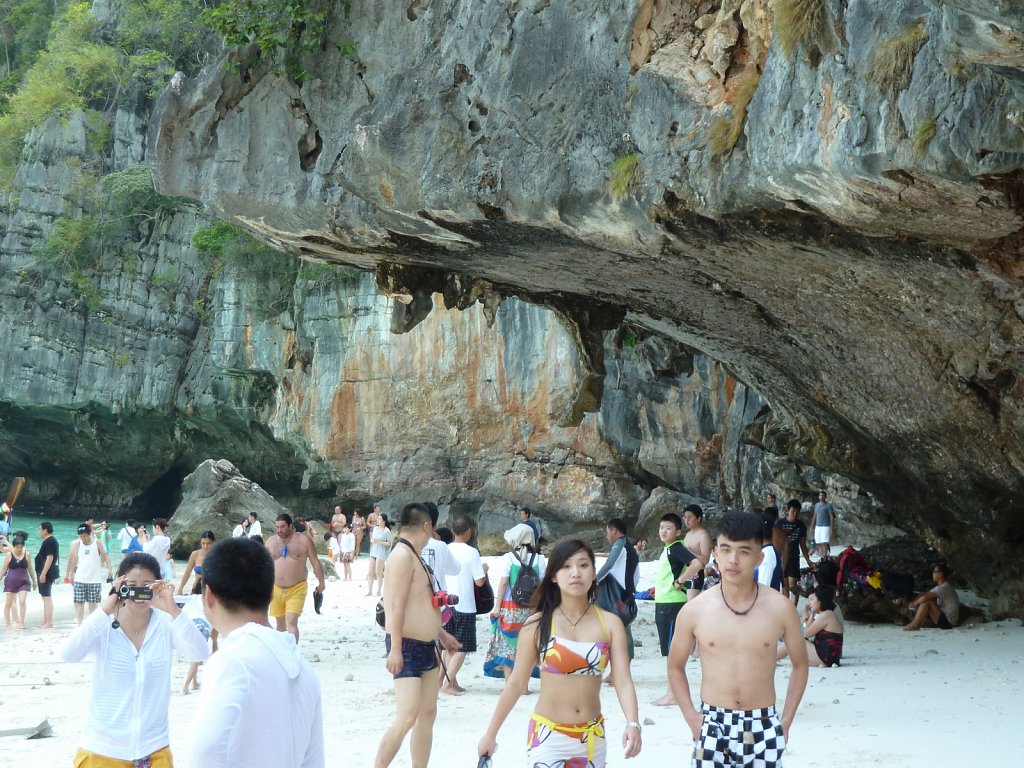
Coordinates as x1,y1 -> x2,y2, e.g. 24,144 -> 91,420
206,0 -> 354,82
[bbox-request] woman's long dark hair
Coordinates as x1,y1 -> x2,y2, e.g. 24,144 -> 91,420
529,537 -> 598,656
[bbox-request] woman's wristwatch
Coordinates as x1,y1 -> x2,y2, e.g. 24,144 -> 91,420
625,722 -> 642,732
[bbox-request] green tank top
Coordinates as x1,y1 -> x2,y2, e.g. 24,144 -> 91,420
655,541 -> 688,604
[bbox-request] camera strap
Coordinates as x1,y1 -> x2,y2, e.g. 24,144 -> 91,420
393,537 -> 454,687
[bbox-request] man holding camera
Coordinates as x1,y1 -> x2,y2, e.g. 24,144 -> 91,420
375,503 -> 451,768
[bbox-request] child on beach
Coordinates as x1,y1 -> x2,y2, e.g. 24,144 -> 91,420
325,531 -> 341,564
339,525 -> 355,581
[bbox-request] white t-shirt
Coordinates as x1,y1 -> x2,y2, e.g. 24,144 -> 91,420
755,545 -> 779,588
144,535 -> 171,566
445,542 -> 486,614
247,520 -> 262,538
421,538 -> 460,591
116,525 -> 136,551
339,532 -> 355,554
190,622 -> 323,768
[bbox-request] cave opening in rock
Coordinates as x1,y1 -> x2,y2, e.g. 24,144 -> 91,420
130,465 -> 190,520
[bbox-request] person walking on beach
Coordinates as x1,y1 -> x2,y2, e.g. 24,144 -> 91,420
596,517 -> 640,662
191,537 -> 324,767
339,525 -> 355,580
35,521 -> 59,628
366,512 -> 392,596
266,512 -> 325,643
519,507 -> 540,544
117,519 -> 138,554
440,515 -> 488,695
374,503 -> 444,768
668,511 -> 808,767
775,500 -> 813,605
478,538 -> 642,767
651,512 -> 704,706
66,523 -> 113,624
813,491 -> 836,560
683,504 -> 713,602
483,524 -> 547,690
1,532 -> 37,628
904,562 -> 960,631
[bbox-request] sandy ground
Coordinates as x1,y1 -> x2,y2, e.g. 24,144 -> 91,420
4,555 -> 1020,767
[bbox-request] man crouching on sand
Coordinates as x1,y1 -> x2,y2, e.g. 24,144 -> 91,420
668,512 -> 808,767
375,503 -> 458,768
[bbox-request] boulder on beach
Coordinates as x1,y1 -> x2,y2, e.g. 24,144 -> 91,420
167,459 -> 285,554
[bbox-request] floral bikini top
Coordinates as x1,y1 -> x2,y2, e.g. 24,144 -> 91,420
539,606 -> 611,676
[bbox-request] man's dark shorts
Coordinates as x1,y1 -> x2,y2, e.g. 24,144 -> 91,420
385,634 -> 439,679
936,611 -> 953,630
443,610 -> 477,653
783,553 -> 801,580
37,580 -> 54,598
655,602 -> 684,656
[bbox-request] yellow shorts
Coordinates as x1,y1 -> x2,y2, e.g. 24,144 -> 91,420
73,746 -> 173,767
270,580 -> 308,618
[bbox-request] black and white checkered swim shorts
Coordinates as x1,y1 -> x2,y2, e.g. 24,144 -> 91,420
442,610 -> 477,653
73,581 -> 103,604
692,704 -> 786,768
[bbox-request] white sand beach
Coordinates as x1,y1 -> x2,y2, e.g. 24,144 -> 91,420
4,556 -> 1019,767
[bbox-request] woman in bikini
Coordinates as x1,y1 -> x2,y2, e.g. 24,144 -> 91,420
778,585 -> 844,667
351,508 -> 365,556
478,538 -> 642,768
1,532 -> 37,628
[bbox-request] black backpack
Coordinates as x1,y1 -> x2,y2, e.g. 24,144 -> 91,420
510,550 -> 539,607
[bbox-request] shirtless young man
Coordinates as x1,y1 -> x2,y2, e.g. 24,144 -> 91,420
374,503 -> 444,768
683,504 -> 713,604
265,512 -> 325,643
668,512 -> 808,767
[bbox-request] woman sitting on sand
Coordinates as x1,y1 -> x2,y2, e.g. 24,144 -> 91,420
478,538 -> 642,767
779,585 -> 845,667
1,532 -> 37,628
483,524 -> 547,687
62,552 -> 209,765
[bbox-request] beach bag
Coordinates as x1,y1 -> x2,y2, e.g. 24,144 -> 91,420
509,550 -> 539,607
597,577 -> 638,626
474,578 -> 495,615
125,535 -> 143,554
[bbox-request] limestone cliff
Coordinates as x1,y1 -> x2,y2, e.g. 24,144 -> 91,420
148,0 -> 1024,611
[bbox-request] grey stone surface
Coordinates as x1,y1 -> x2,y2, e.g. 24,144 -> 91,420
146,0 -> 1024,610
166,459 -> 284,552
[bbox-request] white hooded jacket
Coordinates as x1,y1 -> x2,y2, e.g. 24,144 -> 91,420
190,622 -> 324,767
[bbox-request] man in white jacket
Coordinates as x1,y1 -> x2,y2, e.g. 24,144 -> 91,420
191,537 -> 324,767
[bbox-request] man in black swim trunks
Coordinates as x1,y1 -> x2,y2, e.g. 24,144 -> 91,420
374,503 -> 445,768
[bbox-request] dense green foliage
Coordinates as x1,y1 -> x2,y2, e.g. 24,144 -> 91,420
0,0 -> 56,106
206,0 -> 354,82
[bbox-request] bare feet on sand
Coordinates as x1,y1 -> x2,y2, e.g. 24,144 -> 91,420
440,683 -> 465,696
651,692 -> 677,706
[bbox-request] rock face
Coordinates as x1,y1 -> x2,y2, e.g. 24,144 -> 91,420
147,1 -> 1024,611
166,459 -> 283,552
1,101 -> 837,551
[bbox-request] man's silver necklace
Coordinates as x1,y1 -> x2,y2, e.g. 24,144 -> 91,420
720,584 -> 759,616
